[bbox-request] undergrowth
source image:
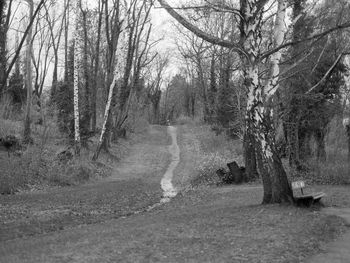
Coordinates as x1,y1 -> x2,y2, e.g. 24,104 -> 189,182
286,118 -> 349,185
176,118 -> 243,188
0,117 -> 113,194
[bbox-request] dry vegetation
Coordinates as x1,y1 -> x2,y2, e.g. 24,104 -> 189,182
288,118 -> 350,185
0,116 -> 111,194
174,115 -> 243,188
0,106 -> 150,194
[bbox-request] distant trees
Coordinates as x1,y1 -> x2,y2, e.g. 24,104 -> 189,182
282,0 -> 347,168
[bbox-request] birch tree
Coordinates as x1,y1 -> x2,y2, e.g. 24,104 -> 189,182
73,0 -> 82,155
92,26 -> 128,161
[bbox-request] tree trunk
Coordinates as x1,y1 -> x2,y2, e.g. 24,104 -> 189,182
244,130 -> 259,180
256,141 -> 272,204
91,0 -> 103,132
51,56 -> 58,102
285,118 -> 301,169
73,0 -> 81,155
64,0 -> 69,82
315,129 -> 326,162
0,0 -> 6,97
93,26 -> 127,161
244,63 -> 293,204
23,0 -> 34,144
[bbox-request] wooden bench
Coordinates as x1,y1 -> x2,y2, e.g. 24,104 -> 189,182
292,181 -> 325,207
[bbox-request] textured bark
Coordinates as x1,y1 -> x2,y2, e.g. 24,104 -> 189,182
0,0 -> 7,97
73,0 -> 81,155
92,27 -> 128,161
23,0 -> 34,144
256,141 -> 272,204
91,0 -> 103,131
243,130 -> 259,180
242,0 -> 293,203
285,120 -> 301,168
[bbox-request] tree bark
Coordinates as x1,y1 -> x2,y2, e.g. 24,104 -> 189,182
243,130 -> 259,180
0,0 -> 7,97
91,0 -> 103,132
73,0 -> 81,155
93,26 -> 128,161
23,0 -> 34,144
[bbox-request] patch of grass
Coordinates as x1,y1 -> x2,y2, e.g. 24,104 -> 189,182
0,118 -> 112,194
175,123 -> 243,188
0,118 -> 22,138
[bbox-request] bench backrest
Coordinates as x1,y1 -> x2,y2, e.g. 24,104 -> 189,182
292,181 -> 305,190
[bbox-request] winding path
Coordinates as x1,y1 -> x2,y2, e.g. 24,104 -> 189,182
160,126 -> 180,202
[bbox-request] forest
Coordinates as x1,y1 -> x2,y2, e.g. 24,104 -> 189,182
0,0 -> 350,203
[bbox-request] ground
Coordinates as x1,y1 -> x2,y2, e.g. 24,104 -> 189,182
0,124 -> 349,262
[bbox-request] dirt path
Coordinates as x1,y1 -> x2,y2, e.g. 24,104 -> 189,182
0,125 -> 170,241
306,208 -> 350,263
160,126 -> 179,202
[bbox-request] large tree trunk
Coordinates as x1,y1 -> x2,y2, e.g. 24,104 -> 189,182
23,0 -> 34,144
243,130 -> 259,180
256,141 -> 272,204
242,0 -> 293,204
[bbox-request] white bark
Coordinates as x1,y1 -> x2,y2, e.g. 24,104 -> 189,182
73,0 -> 81,154
266,0 -> 287,98
93,26 -> 128,160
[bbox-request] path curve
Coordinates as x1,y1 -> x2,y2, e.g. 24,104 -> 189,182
160,126 -> 180,202
306,207 -> 350,263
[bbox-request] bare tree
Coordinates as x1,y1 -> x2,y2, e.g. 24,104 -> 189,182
23,0 -> 34,144
73,0 -> 82,155
93,26 -> 128,161
0,0 -> 45,95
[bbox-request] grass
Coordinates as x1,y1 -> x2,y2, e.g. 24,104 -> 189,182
0,116 -> 113,194
174,119 -> 243,189
1,184 -> 346,262
0,106 -> 151,195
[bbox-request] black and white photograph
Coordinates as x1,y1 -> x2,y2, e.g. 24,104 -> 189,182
1,0 -> 350,262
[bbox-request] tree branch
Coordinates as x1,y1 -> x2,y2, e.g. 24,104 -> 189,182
306,53 -> 343,94
157,0 -> 243,54
261,21 -> 350,60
